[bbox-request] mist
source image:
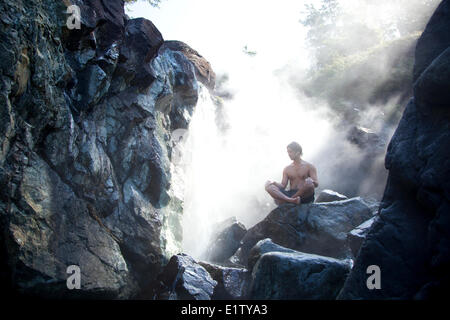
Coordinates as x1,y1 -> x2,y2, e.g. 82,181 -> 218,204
127,0 -> 441,259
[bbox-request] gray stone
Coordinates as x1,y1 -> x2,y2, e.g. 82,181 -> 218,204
347,217 -> 377,257
115,18 -> 164,89
6,155 -> 136,298
0,0 -> 214,299
249,251 -> 352,300
156,254 -> 217,300
204,217 -> 247,263
338,1 -> 450,299
163,40 -> 216,90
316,189 -> 348,203
198,261 -> 250,300
346,125 -> 384,150
247,238 -> 298,272
239,197 -> 373,264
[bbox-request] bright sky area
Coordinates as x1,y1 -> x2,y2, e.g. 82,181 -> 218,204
126,0 -> 316,75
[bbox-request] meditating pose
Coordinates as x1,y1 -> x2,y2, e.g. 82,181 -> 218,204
265,141 -> 319,205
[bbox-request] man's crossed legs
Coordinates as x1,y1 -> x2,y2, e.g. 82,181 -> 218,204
265,180 -> 315,205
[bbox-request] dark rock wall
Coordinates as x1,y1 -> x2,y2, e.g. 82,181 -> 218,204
0,0 -> 214,298
338,0 -> 450,299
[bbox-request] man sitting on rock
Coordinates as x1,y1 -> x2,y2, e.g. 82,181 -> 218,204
265,141 -> 319,205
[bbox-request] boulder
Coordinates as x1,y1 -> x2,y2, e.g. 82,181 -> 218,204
151,43 -> 200,130
204,217 -> 247,263
198,261 -> 250,300
346,125 -> 385,150
0,0 -> 214,299
316,189 -> 348,203
227,248 -> 247,267
413,0 -> 450,82
162,41 -> 216,90
0,155 -> 137,298
247,238 -> 298,272
62,0 -> 125,51
115,18 -> 164,89
156,254 -> 217,300
249,251 -> 352,300
239,197 -> 373,264
338,1 -> 450,299
346,217 -> 377,257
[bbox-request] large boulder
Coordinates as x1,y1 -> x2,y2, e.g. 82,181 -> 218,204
316,189 -> 348,203
155,254 -> 217,300
204,217 -> 247,263
0,155 -> 136,298
62,0 -> 125,52
163,40 -> 216,91
0,0 -> 214,298
198,261 -> 250,300
238,198 -> 373,264
338,1 -> 450,299
247,238 -> 298,272
249,251 -> 352,300
346,125 -> 385,150
114,18 -> 164,90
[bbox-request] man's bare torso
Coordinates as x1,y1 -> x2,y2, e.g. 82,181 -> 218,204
285,160 -> 313,190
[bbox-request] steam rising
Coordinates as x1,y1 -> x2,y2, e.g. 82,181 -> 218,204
128,0 -> 441,259
180,69 -> 332,258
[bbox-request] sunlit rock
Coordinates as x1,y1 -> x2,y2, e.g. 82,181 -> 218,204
346,125 -> 385,150
316,189 -> 348,203
0,0 -> 212,298
155,254 -> 217,300
238,197 -> 373,264
162,40 -> 216,91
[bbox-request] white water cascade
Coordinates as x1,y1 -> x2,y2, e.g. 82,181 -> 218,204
178,61 -> 334,259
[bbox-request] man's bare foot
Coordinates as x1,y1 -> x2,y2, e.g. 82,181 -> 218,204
288,197 -> 301,204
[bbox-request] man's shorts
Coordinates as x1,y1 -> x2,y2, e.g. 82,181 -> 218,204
279,187 -> 315,204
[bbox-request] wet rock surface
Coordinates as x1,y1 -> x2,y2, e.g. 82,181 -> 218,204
1,0 -> 448,301
155,254 -> 217,300
204,217 -> 247,263
237,198 -> 373,264
346,217 -> 377,257
316,189 -> 348,203
247,238 -> 298,272
162,40 -> 216,91
346,125 -> 385,151
0,0 -> 213,298
198,261 -> 250,300
338,0 -> 450,299
249,251 -> 352,300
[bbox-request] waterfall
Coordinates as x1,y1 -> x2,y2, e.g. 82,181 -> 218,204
176,84 -> 226,259
178,65 -> 334,259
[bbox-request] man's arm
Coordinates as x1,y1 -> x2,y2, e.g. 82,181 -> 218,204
307,164 -> 319,188
271,168 -> 289,189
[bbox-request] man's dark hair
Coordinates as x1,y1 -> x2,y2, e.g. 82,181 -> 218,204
287,141 -> 302,155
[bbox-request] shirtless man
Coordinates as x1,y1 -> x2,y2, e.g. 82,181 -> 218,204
265,141 -> 319,205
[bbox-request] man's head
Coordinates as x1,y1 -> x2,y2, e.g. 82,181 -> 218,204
287,141 -> 302,160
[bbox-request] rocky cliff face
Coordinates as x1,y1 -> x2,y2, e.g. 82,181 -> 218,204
0,0 -> 214,298
338,0 -> 450,299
